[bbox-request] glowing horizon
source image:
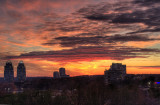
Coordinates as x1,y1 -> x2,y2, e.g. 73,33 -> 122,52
0,0 -> 160,77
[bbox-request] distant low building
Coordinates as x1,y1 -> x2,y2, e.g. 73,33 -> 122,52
4,61 -> 14,82
104,63 -> 126,85
53,71 -> 60,78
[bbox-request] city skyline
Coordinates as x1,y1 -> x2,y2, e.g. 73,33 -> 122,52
0,0 -> 160,77
1,60 -> 159,78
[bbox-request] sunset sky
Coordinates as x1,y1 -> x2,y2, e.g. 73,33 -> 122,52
0,0 -> 160,77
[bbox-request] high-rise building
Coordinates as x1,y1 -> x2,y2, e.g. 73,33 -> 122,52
104,63 -> 126,85
17,61 -> 26,82
4,61 -> 14,82
59,67 -> 66,77
53,71 -> 60,78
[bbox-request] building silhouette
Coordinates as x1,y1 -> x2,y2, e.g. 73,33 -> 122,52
53,67 -> 69,78
4,61 -> 14,82
59,67 -> 69,78
59,68 -> 66,77
17,61 -> 26,82
53,71 -> 60,78
104,63 -> 126,85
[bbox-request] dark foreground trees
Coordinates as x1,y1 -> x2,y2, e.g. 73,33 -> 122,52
0,76 -> 160,105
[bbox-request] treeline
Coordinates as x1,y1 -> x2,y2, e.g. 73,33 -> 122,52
0,76 -> 160,105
